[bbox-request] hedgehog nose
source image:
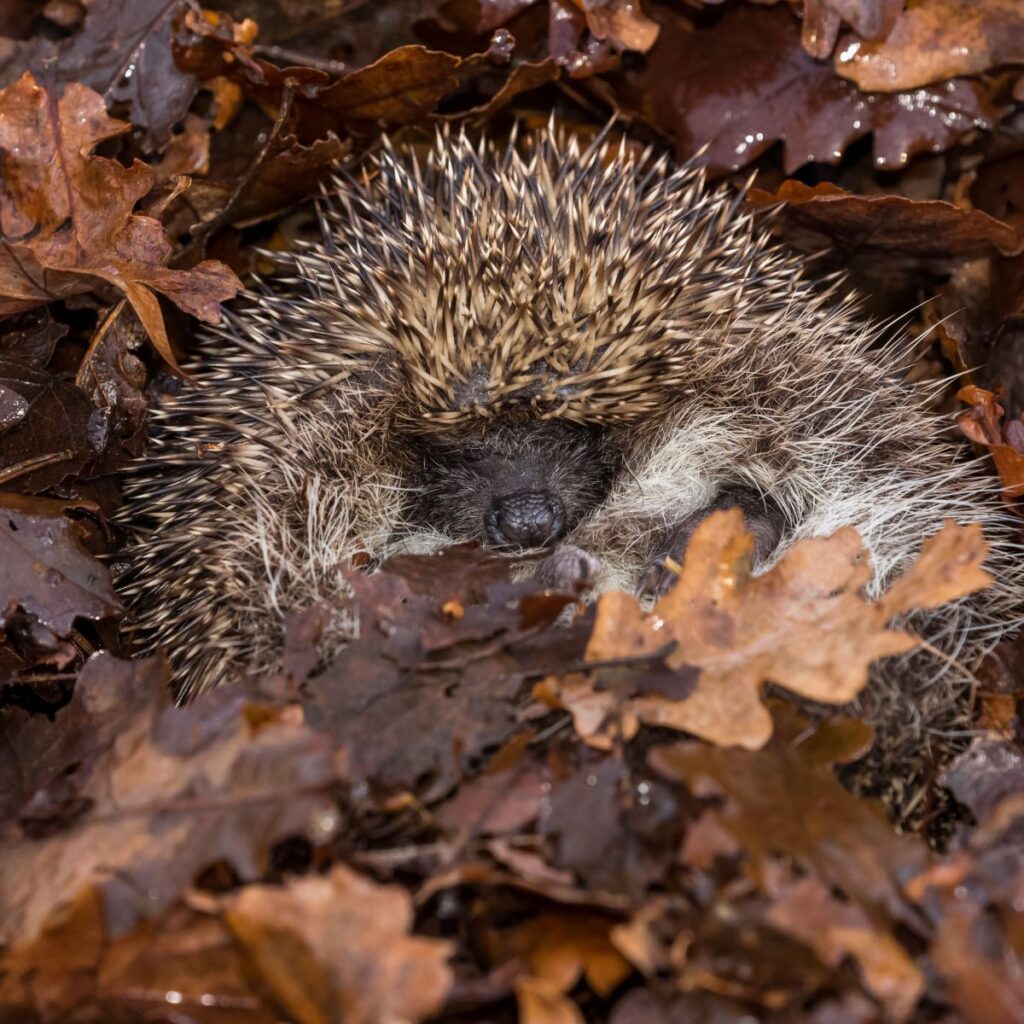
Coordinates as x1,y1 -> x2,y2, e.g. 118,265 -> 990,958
486,491 -> 565,549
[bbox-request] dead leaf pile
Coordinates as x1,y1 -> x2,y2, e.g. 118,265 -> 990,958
0,1 -> 1023,1022
0,520 -> 1018,1023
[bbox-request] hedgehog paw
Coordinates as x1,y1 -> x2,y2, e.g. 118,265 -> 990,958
535,544 -> 602,591
638,556 -> 673,599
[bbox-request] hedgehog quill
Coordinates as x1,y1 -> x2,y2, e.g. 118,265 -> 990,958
118,127 -> 1022,774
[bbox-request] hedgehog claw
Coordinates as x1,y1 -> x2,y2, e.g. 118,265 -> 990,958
535,544 -> 602,592
640,555 -> 683,599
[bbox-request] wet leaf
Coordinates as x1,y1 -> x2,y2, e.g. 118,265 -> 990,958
303,563 -> 582,801
0,308 -> 68,368
942,738 -> 1024,821
802,0 -> 904,59
74,301 -> 148,460
612,4 -> 1003,175
539,756 -> 681,895
766,877 -> 924,1019
0,494 -> 121,636
0,73 -> 241,369
835,0 -> 1024,92
651,708 -> 928,924
0,357 -> 105,490
0,655 -> 339,954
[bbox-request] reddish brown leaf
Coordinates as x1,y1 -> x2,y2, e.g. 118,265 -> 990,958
0,494 -> 121,636
0,656 -> 339,954
0,73 -> 241,369
612,4 -> 1004,175
650,709 -> 928,924
802,0 -> 904,59
767,877 -> 924,1019
437,760 -> 548,836
748,181 -> 1023,268
224,865 -> 453,1024
539,757 -> 681,894
573,0 -> 660,53
929,896 -> 1024,1024
835,0 -> 1024,92
0,357 -> 106,490
574,511 -> 987,749
957,385 -> 1024,499
942,738 -> 1024,823
0,307 -> 68,367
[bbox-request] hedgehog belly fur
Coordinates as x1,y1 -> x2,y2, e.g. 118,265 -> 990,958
117,127 -> 1023,764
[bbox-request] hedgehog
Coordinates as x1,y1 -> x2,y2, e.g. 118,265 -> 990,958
116,125 -> 1022,794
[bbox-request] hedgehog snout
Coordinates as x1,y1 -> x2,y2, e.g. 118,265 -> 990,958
485,491 -> 566,549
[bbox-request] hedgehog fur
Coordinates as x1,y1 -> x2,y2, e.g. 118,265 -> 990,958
117,125 -> 1023,790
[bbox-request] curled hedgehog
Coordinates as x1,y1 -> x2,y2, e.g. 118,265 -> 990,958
117,126 -> 1022,782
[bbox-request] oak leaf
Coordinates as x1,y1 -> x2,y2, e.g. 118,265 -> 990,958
956,385 -> 1024,499
835,0 -> 1024,92
767,877 -> 924,1020
747,181 -> 1023,268
0,494 -> 121,636
224,865 -> 453,1024
579,510 -> 990,749
612,4 -> 1003,176
0,73 -> 241,370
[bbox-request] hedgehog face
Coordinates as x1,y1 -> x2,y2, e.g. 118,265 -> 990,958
409,420 -> 617,550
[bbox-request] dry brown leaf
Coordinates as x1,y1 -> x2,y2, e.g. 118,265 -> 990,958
517,976 -> 586,1024
835,0 -> 1024,92
957,385 -> 1024,499
747,181 -> 1023,267
501,912 -> 633,997
651,709 -> 928,924
224,865 -> 453,1024
578,510 -> 989,749
0,73 -> 240,369
767,877 -> 924,1020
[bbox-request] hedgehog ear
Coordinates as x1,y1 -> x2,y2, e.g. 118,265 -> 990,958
641,487 -> 785,598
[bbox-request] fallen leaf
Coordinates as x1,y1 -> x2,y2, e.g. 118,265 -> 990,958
942,738 -> 1024,822
767,876 -> 924,1020
0,73 -> 241,369
437,758 -> 548,836
748,181 -> 1023,268
835,0 -> 1024,92
224,865 -> 453,1024
574,0 -> 660,53
0,308 -> 68,368
74,301 -> 148,460
0,656 -> 339,953
539,757 -> 681,895
518,975 -> 586,1024
0,357 -> 107,490
802,0 -> 904,59
500,911 -> 633,996
582,511 -> 988,749
929,896 -> 1024,1024
650,708 -> 928,924
0,493 -> 121,636
938,251 -> 1024,417
611,4 -> 1003,175
304,562 -> 582,801
956,385 -> 1024,499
